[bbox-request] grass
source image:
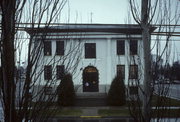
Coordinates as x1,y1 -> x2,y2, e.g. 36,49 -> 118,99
126,95 -> 180,107
54,109 -> 82,116
98,108 -> 180,117
29,95 -> 180,117
98,109 -> 130,116
152,109 -> 180,118
40,108 -> 82,117
29,106 -> 180,118
151,95 -> 180,107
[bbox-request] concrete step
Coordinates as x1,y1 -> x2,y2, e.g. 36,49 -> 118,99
76,92 -> 107,98
75,93 -> 107,107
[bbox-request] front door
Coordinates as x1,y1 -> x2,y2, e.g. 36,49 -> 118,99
83,66 -> 99,92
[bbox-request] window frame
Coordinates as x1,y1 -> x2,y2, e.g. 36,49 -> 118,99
44,87 -> 53,95
85,43 -> 96,58
44,65 -> 52,80
117,40 -> 125,55
56,41 -> 64,55
129,65 -> 138,79
44,41 -> 52,56
56,65 -> 64,80
117,65 -> 125,79
130,40 -> 138,55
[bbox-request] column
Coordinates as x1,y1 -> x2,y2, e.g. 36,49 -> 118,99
106,38 -> 112,92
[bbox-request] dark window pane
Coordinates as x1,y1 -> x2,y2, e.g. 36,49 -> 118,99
129,65 -> 138,79
56,41 -> 64,55
130,40 -> 138,55
44,65 -> 52,80
44,87 -> 52,95
117,65 -> 125,79
129,86 -> 138,95
57,65 -> 64,80
44,41 -> 52,56
117,40 -> 125,55
85,43 -> 96,58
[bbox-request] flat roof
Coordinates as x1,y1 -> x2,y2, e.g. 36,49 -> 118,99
25,24 -> 156,35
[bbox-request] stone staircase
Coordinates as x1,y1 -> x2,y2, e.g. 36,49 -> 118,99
75,93 -> 107,107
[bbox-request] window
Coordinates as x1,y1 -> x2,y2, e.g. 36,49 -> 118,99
56,65 -> 64,80
117,65 -> 125,79
56,41 -> 64,55
117,40 -> 125,55
44,65 -> 52,80
130,40 -> 138,55
129,86 -> 138,95
85,43 -> 96,58
129,65 -> 138,79
44,41 -> 52,56
44,87 -> 52,95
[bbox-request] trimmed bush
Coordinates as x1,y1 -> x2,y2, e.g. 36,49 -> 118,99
107,75 -> 126,106
57,73 -> 75,106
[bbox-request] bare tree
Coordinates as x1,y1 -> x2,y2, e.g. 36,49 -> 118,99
0,0 -> 21,121
128,0 -> 180,121
0,0 -> 83,122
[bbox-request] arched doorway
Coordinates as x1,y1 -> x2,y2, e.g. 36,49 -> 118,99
83,66 -> 99,92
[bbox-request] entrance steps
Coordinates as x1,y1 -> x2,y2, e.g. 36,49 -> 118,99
75,93 -> 107,107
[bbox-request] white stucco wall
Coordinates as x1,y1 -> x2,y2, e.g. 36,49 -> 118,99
33,31 -> 144,93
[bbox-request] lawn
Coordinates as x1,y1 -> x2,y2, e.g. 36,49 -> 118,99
98,108 -> 180,117
35,107 -> 180,118
41,108 -> 83,117
54,109 -> 82,116
30,95 -> 180,117
151,95 -> 180,107
98,109 -> 130,116
151,109 -> 180,118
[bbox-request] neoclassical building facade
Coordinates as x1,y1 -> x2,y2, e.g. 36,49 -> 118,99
26,24 -> 155,96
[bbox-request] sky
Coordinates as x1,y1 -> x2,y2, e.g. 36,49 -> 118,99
60,0 -> 180,63
61,0 -> 130,24
19,0 -> 180,64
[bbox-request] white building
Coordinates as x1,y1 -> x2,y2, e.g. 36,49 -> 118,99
26,24 -> 155,96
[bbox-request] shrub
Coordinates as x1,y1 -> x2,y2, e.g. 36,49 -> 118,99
57,73 -> 75,106
107,75 -> 126,106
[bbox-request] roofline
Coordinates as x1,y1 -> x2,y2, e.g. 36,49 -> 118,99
25,24 -> 156,35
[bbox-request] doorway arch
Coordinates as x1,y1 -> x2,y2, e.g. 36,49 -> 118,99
83,66 -> 99,92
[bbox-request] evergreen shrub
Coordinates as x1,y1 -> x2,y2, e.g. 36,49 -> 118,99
57,73 -> 75,106
107,75 -> 126,106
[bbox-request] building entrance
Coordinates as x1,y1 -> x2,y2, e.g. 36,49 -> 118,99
83,66 -> 99,92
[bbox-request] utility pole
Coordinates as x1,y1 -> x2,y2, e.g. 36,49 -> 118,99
141,0 -> 152,121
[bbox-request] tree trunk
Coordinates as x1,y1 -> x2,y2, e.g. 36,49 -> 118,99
141,0 -> 152,121
1,0 -> 17,121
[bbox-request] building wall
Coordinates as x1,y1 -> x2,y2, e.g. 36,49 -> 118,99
33,32 -> 144,94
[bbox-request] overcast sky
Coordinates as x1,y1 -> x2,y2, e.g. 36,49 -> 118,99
61,0 -> 130,24
60,0 -> 180,63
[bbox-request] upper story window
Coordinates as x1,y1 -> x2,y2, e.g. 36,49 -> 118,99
56,65 -> 64,80
44,65 -> 52,80
44,41 -> 52,56
130,40 -> 138,55
129,65 -> 138,79
56,41 -> 64,55
117,65 -> 125,79
117,40 -> 125,55
85,43 -> 96,58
